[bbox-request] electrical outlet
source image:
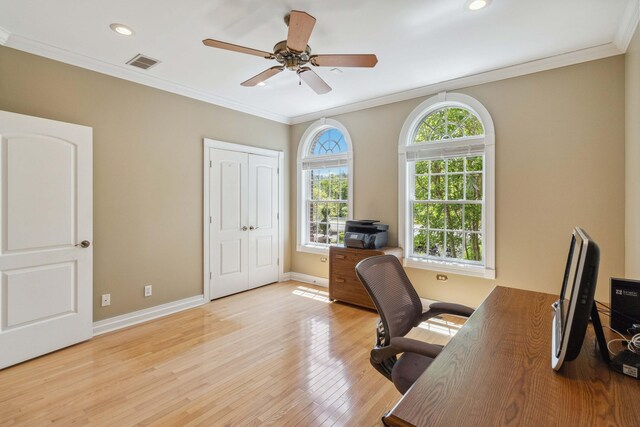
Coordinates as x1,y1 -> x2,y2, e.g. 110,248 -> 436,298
320,256 -> 327,262
144,285 -> 152,297
436,274 -> 449,282
101,294 -> 111,307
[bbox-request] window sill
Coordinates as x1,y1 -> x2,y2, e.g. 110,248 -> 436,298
403,257 -> 495,279
297,244 -> 330,255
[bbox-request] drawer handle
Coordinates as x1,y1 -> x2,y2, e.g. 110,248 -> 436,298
336,255 -> 346,259
336,278 -> 345,283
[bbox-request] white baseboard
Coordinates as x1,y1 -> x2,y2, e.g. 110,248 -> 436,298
286,272 -> 329,288
93,295 -> 205,336
279,272 -> 292,282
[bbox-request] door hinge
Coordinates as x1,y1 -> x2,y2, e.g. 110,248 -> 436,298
209,272 -> 212,280
209,160 -> 212,168
277,258 -> 279,266
277,212 -> 279,220
209,216 -> 212,224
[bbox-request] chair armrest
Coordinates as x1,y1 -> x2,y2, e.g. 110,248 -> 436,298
371,337 -> 443,363
419,302 -> 475,323
390,337 -> 443,358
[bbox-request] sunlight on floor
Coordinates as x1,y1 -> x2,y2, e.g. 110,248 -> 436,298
417,316 -> 462,337
292,286 -> 331,303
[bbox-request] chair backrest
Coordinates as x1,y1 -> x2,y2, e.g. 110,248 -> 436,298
355,255 -> 423,341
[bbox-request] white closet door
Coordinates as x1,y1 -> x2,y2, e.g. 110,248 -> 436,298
210,149 -> 249,299
0,110 -> 93,369
247,154 -> 279,289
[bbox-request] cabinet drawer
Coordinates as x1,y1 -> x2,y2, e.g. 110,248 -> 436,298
329,246 -> 402,311
330,275 -> 375,309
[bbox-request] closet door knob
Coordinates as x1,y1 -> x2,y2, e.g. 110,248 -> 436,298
75,240 -> 91,248
249,226 -> 255,230
241,226 -> 248,231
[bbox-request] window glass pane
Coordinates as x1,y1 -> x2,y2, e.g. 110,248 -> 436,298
415,160 -> 429,174
428,230 -> 444,257
413,230 -> 427,254
309,128 -> 347,156
448,158 -> 464,173
309,222 -> 317,243
447,175 -> 464,200
466,173 -> 483,200
413,203 -> 428,229
339,179 -> 347,200
415,176 -> 429,200
447,123 -> 462,139
466,156 -> 483,172
463,204 -> 482,231
412,107 -> 484,144
431,159 -> 445,174
446,204 -> 463,230
428,203 -> 444,229
446,231 -> 464,259
430,175 -> 445,200
462,115 -> 484,136
464,233 -> 483,261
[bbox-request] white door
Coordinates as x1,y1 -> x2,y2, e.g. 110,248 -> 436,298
247,154 -> 279,289
0,110 -> 92,370
208,147 -> 279,299
210,149 -> 249,299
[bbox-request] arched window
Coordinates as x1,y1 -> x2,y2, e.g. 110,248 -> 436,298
398,93 -> 495,278
297,119 -> 353,253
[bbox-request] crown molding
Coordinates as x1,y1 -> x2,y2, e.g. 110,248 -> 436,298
290,42 -> 623,125
1,28 -> 629,127
0,27 -> 10,45
3,34 -> 291,124
614,0 -> 640,52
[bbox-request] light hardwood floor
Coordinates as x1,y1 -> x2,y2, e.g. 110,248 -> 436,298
0,281 -> 459,426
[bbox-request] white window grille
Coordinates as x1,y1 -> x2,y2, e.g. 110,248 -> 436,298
399,93 -> 495,278
297,119 -> 353,253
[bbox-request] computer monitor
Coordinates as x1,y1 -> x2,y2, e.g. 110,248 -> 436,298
551,227 -> 605,370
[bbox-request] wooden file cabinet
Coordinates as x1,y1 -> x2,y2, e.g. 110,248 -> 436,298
329,246 -> 403,310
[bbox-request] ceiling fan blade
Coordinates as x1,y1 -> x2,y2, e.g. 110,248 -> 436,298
287,10 -> 316,53
298,67 -> 331,95
240,66 -> 284,87
310,54 -> 378,68
202,39 -> 273,59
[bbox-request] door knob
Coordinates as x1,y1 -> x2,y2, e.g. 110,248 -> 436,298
241,226 -> 248,231
75,240 -> 91,248
249,226 -> 255,230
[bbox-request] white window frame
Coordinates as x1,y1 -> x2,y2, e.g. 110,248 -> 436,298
398,92 -> 495,279
297,118 -> 354,254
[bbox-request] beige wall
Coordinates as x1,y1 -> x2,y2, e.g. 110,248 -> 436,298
0,44 -> 628,319
0,46 -> 290,321
290,56 -> 626,307
626,26 -> 640,279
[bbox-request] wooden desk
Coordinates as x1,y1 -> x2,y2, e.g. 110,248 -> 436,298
384,286 -> 640,427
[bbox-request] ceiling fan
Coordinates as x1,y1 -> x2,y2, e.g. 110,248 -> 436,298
202,10 -> 378,95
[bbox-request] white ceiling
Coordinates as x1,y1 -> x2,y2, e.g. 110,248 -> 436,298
0,0 -> 638,123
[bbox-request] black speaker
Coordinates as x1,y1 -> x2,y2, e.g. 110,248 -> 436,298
610,278 -> 640,333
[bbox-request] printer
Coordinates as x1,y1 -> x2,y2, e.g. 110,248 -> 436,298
344,220 -> 388,249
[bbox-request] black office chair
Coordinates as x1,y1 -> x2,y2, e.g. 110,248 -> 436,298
355,255 -> 475,394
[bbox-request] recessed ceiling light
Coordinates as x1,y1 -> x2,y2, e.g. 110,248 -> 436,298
257,81 -> 266,87
465,0 -> 491,10
110,23 -> 134,36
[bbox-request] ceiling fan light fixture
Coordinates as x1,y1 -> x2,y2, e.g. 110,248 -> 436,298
110,23 -> 134,36
465,0 -> 491,10
257,81 -> 267,87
